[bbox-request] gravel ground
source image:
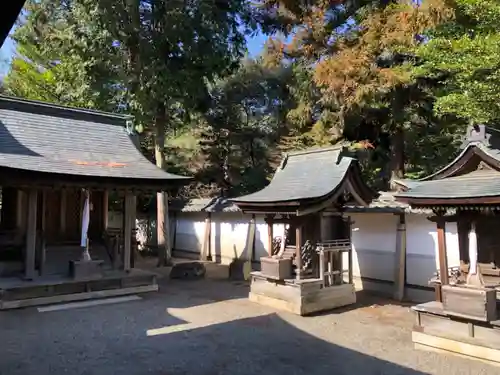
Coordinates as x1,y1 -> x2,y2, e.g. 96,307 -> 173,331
0,279 -> 498,375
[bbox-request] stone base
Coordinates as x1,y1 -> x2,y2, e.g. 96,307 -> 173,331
69,260 -> 104,280
249,272 -> 356,316
412,301 -> 500,366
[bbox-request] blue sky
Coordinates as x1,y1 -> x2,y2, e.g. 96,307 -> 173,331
0,31 -> 269,79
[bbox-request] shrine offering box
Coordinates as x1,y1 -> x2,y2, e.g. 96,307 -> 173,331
442,285 -> 497,322
260,256 -> 292,280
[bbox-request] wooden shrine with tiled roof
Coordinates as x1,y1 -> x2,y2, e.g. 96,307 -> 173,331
395,124 -> 500,366
0,95 -> 190,309
231,147 -> 375,316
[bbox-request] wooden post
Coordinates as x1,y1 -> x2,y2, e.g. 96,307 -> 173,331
243,214 -> 256,280
393,213 -> 407,301
102,190 -> 109,231
267,216 -> 274,256
60,188 -> 67,235
350,216 -> 354,284
16,189 -> 25,230
319,248 -> 325,287
123,191 -> 135,272
295,224 -> 302,280
437,216 -> 449,289
39,190 -> 47,276
201,213 -> 211,261
24,189 -> 38,280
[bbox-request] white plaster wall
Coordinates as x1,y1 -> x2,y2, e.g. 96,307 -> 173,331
347,212 -> 398,282
405,214 -> 459,286
174,212 -> 285,265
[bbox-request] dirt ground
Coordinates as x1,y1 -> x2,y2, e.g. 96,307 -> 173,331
0,279 -> 497,375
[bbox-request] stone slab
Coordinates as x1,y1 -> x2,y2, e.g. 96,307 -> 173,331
249,278 -> 356,316
413,330 -> 500,367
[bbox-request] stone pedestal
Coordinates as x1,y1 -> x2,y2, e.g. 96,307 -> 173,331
69,260 -> 104,280
248,271 -> 356,316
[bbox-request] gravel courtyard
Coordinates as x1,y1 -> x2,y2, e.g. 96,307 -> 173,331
0,279 -> 497,375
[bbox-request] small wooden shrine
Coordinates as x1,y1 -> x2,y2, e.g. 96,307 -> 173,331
232,147 -> 375,316
0,95 -> 189,309
396,125 -> 500,365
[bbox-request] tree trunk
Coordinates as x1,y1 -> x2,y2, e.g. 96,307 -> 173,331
390,127 -> 405,184
154,103 -> 172,266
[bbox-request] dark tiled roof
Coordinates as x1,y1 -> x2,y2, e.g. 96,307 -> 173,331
397,170 -> 500,199
170,192 -> 430,214
0,95 -> 190,183
396,125 -> 500,202
170,197 -> 240,213
232,147 -> 352,203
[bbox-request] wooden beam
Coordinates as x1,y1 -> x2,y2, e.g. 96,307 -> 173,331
295,225 -> 302,280
393,213 -> 406,301
123,191 -> 135,272
201,213 -> 211,261
24,189 -> 38,280
437,216 -> 449,292
267,216 -> 274,256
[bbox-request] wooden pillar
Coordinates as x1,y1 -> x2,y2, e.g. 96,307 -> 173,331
267,216 -> 274,256
347,216 -> 353,285
39,190 -> 47,276
436,216 -> 449,299
102,190 -> 109,231
243,214 -> 256,280
393,213 -> 406,301
16,189 -> 25,230
295,224 -> 302,280
201,213 -> 211,261
59,189 -> 67,235
123,191 -> 135,272
24,189 -> 38,280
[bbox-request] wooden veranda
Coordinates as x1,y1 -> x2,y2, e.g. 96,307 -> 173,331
0,95 -> 190,309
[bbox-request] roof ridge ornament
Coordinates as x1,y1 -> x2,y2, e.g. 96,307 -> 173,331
462,123 -> 491,148
278,153 -> 289,171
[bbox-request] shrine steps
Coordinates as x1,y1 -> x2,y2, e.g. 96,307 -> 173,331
0,269 -> 158,310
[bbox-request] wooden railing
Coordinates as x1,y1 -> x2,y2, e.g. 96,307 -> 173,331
316,239 -> 353,288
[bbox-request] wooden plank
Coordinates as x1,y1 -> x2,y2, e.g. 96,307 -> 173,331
393,213 -> 406,301
0,284 -> 158,310
24,189 -> 38,280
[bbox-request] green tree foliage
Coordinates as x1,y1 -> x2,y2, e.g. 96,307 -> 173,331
413,0 -> 500,124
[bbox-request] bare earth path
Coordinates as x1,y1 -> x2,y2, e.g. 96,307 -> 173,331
0,279 -> 497,375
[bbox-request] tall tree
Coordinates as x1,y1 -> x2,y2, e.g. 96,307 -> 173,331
5,0 -> 256,265
413,0 -> 500,125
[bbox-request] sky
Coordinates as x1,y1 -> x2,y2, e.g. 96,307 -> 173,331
0,30 -> 269,79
